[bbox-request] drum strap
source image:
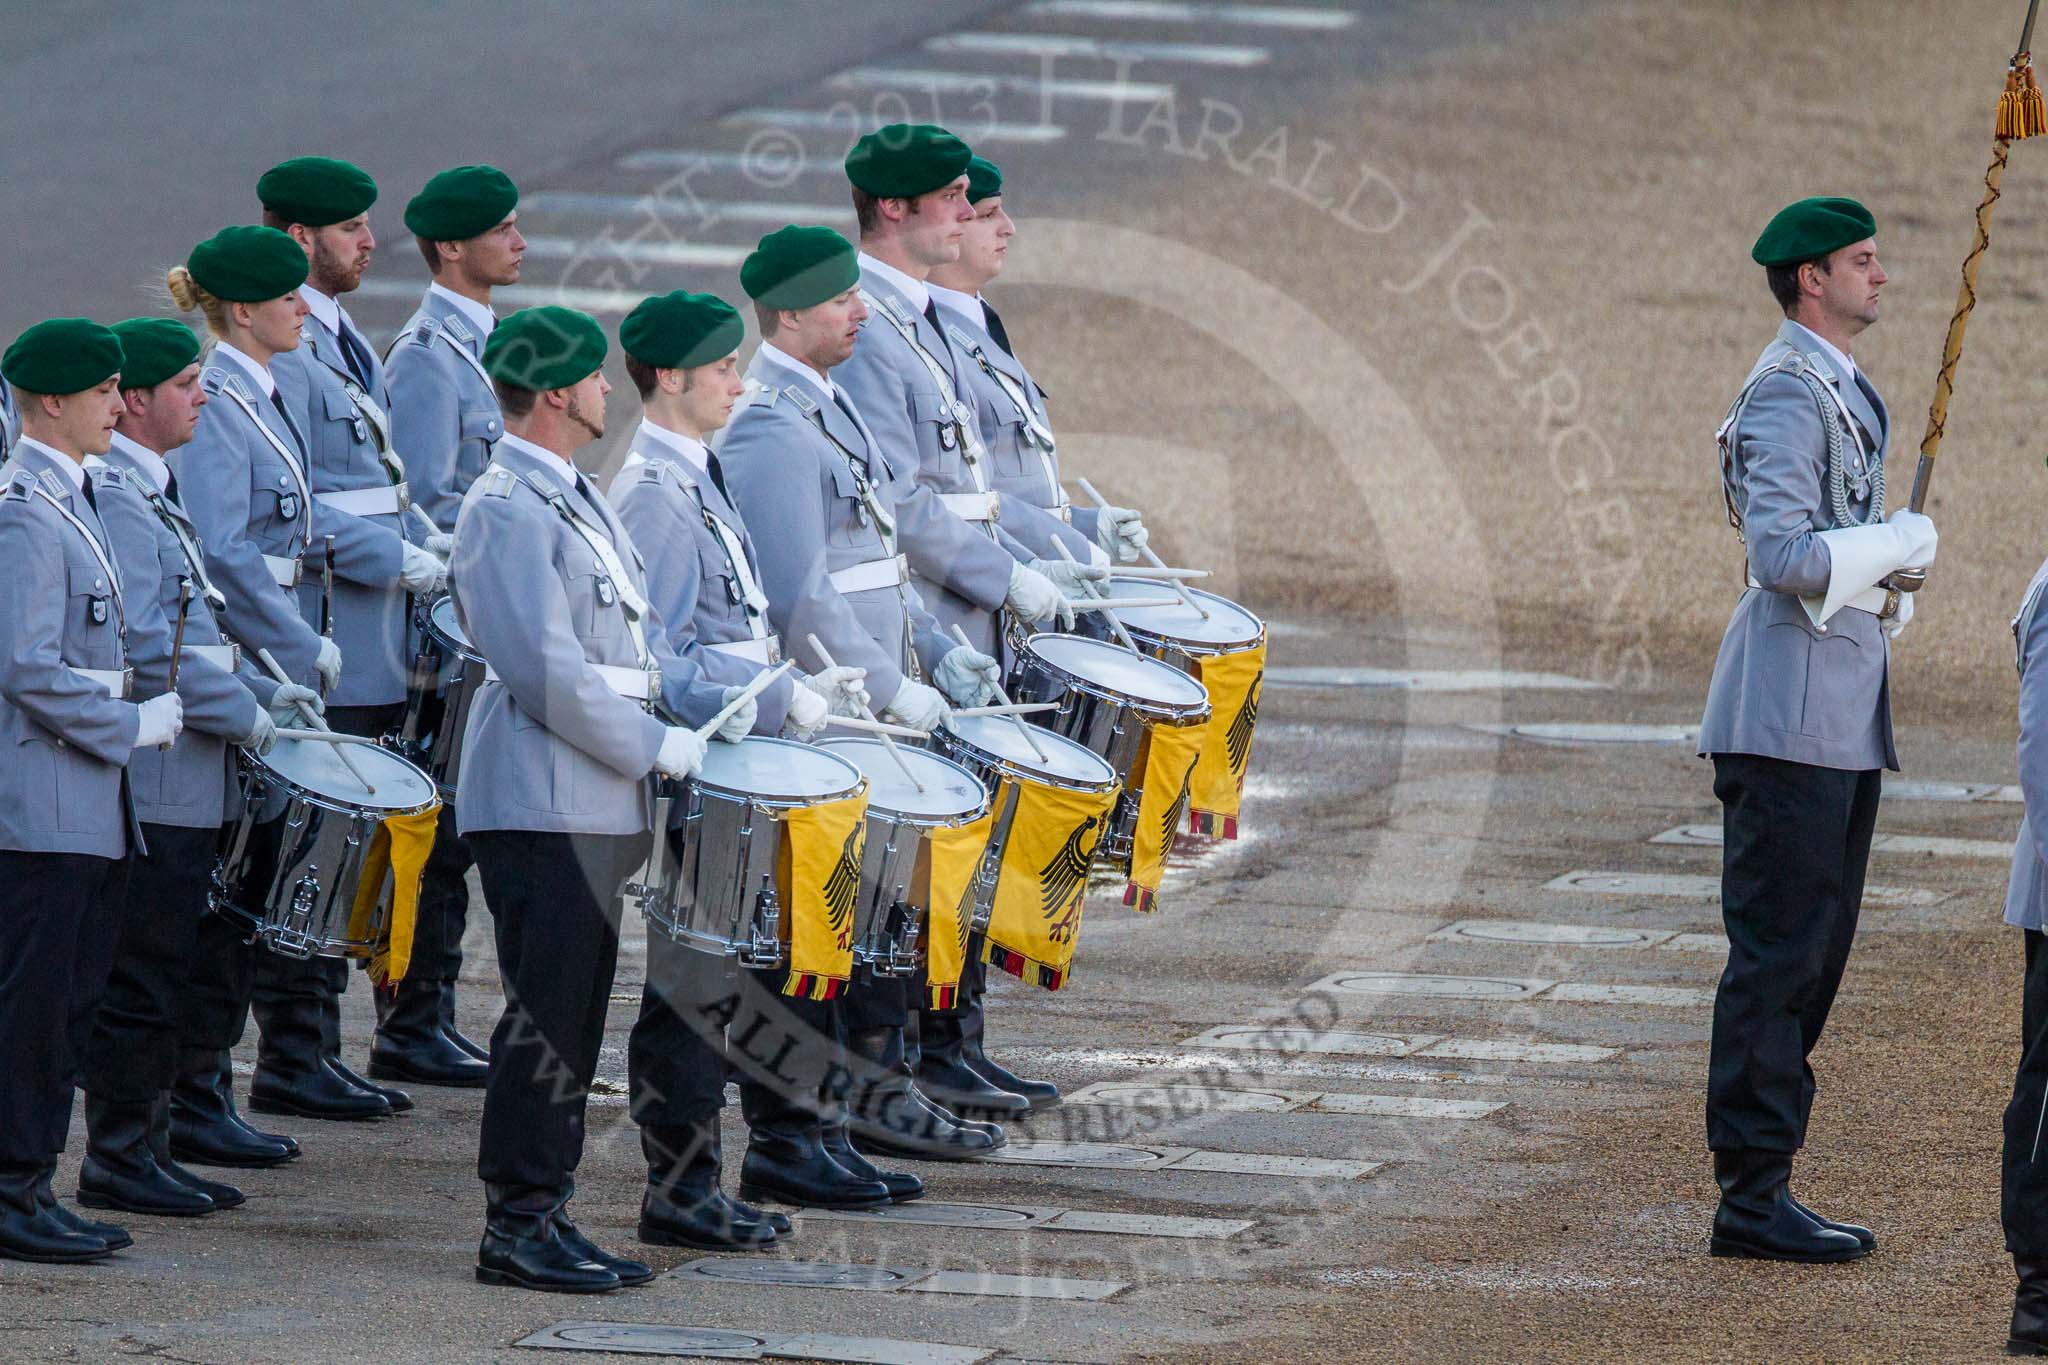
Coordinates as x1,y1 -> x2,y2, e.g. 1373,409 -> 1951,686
35,483 -> 126,639
660,459 -> 772,642
861,289 -> 990,492
521,472 -> 654,669
215,382 -> 314,554
144,490 -> 229,614
314,346 -> 412,497
945,320 -> 1065,513
793,403 -> 899,546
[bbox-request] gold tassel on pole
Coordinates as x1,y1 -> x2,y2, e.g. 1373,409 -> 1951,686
1998,52 -> 2047,140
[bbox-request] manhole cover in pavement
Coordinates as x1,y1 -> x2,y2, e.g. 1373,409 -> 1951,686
1182,1026 -> 1437,1056
1430,920 -> 1672,949
805,1202 -> 1055,1230
669,1258 -> 930,1290
1065,1081 -> 1310,1113
1311,971 -> 1553,1000
517,1322 -> 768,1357
981,1140 -> 1190,1168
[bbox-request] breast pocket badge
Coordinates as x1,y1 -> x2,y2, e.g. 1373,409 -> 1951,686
89,597 -> 109,625
596,576 -> 618,608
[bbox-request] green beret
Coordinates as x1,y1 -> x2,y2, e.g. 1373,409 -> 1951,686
844,123 -> 972,199
404,164 -> 518,241
257,156 -> 377,228
2,318 -> 124,397
482,306 -> 607,391
1752,197 -> 1877,268
621,291 -> 745,370
965,155 -> 1003,204
109,318 -> 201,390
742,225 -> 861,311
187,226 -> 310,303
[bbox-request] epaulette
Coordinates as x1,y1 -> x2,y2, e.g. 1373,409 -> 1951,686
865,288 -> 914,330
782,385 -> 819,416
36,469 -> 70,500
92,463 -> 134,492
0,468 -> 36,501
406,316 -> 442,347
442,314 -> 479,348
637,457 -> 694,491
480,465 -> 519,498
200,366 -> 256,405
199,365 -> 230,394
745,380 -> 779,409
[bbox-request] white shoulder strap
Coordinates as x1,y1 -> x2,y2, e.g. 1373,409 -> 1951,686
36,485 -> 125,636
215,382 -> 313,550
860,288 -> 990,488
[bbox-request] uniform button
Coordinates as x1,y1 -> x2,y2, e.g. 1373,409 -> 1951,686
278,475 -> 289,487
94,579 -> 104,590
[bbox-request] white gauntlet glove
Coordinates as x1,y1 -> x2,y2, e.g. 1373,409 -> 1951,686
880,680 -> 950,733
424,532 -> 455,559
239,707 -> 279,757
803,665 -> 871,718
268,683 -> 324,726
399,541 -> 449,595
1884,589 -> 1915,642
714,687 -> 758,742
1005,561 -> 1066,628
134,693 -> 184,749
1094,504 -> 1148,563
654,726 -> 708,778
933,644 -> 1001,708
782,679 -> 830,739
314,638 -> 343,694
1030,555 -> 1108,602
1887,508 -> 1937,571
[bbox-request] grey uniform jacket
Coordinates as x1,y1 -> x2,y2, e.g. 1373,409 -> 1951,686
719,348 -> 951,711
448,440 -> 725,837
1698,320 -> 1897,772
384,291 -> 504,530
0,377 -> 18,460
275,312 -> 420,706
936,301 -> 1097,559
611,432 -> 796,735
2008,559 -> 2048,932
170,363 -> 324,690
92,441 -> 274,828
0,445 -> 147,857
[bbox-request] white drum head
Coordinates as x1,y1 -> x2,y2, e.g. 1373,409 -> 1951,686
428,594 -> 478,658
697,736 -> 864,801
818,739 -> 986,820
262,737 -> 437,812
1026,633 -> 1209,708
944,714 -> 1116,788
1102,578 -> 1263,649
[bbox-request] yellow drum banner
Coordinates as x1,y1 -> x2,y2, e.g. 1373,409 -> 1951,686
346,803 -> 441,988
776,792 -> 868,1000
1187,642 -> 1265,839
1124,719 -> 1202,913
922,808 -> 997,1010
983,777 -> 1119,990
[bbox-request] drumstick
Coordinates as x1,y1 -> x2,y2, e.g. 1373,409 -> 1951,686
947,702 -> 1057,719
161,578 -> 194,752
409,505 -> 443,541
275,728 -> 387,747
807,633 -> 925,794
1052,538 -> 1143,656
254,646 -> 378,795
1059,596 -> 1181,612
1078,476 -> 1211,621
821,713 -> 925,739
1105,565 -> 1209,582
691,659 -> 795,743
948,623 -> 1050,763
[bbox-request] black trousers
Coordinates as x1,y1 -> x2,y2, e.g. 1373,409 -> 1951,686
840,964 -> 909,1034
472,829 -> 643,1201
0,851 -> 128,1168
83,822 -> 219,1104
181,812 -> 284,1053
1707,753 -> 1880,1153
2004,929 -> 2048,1256
406,679 -> 474,985
629,931 -> 735,1132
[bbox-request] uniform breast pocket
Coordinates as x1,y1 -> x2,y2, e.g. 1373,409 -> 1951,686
565,567 -> 623,650
825,465 -> 872,551
459,408 -> 502,466
990,425 -> 1033,479
1759,618 -> 1865,741
910,390 -> 956,458
698,543 -> 742,618
320,388 -> 366,464
67,557 -> 116,639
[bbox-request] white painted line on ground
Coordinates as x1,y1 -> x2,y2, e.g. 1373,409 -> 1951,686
909,1270 -> 1128,1300
521,235 -> 749,269
1044,1209 -> 1256,1238
1430,920 -> 1677,949
925,32 -> 1271,66
801,1201 -> 1252,1239
1546,982 -> 1713,1007
521,190 -> 848,224
615,149 -> 840,175
1657,932 -> 1729,953
669,1257 -> 1125,1301
722,107 -> 1069,142
775,1334 -> 997,1365
1309,1094 -> 1507,1120
1023,0 -> 1359,28
1465,722 -> 1698,745
517,1321 -> 996,1364
981,1138 -> 1375,1178
1885,779 -> 2021,803
1310,970 -> 1554,1000
1168,1150 -> 1381,1179
1182,1025 -> 1440,1056
1265,666 -> 1606,691
351,279 -> 645,313
827,67 -> 1175,104
1416,1039 -> 1619,1063
1650,823 -> 2013,860
1546,869 -> 1944,907
1065,1080 -> 1312,1112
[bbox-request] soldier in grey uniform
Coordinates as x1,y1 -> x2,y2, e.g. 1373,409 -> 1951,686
76,317 -> 316,1218
0,375 -> 19,459
0,318 -> 185,1262
382,165 -> 527,1084
1698,197 -> 1936,1263
451,305 -> 747,1294
722,224 -> 1010,1163
2004,552 -> 2048,1354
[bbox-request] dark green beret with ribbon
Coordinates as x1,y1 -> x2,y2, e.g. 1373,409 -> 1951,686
187,225 -> 310,303
404,164 -> 518,241
844,123 -> 972,198
620,290 -> 746,370
257,156 -> 378,227
2,318 -> 124,396
1751,197 -> 1877,268
482,306 -> 607,391
741,225 -> 861,310
109,318 -> 202,390
965,155 -> 1003,204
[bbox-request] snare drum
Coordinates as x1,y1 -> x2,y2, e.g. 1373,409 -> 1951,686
1076,579 -> 1267,674
1005,633 -> 1210,864
815,739 -> 988,977
393,594 -> 486,794
214,737 -> 439,958
630,737 -> 865,967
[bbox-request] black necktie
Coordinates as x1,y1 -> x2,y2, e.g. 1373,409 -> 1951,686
164,470 -> 180,506
829,391 -> 872,475
982,300 -> 1014,357
705,452 -> 733,504
80,472 -> 97,512
922,298 -> 944,336
337,319 -> 375,388
269,388 -> 296,435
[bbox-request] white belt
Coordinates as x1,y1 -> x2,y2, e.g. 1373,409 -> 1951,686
182,643 -> 242,670
708,636 -> 781,666
938,491 -> 999,523
485,660 -> 658,702
77,667 -> 133,699
265,554 -> 303,589
314,484 -> 409,518
829,554 -> 909,594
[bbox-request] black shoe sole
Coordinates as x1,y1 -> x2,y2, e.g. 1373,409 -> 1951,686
0,1242 -> 114,1264
77,1189 -> 213,1218
2009,1339 -> 2048,1356
1709,1235 -> 1872,1264
247,1096 -> 390,1121
850,1134 -> 1001,1162
367,1058 -> 488,1089
636,1222 -> 778,1251
475,1265 -> 619,1293
167,1141 -> 295,1170
737,1182 -> 891,1211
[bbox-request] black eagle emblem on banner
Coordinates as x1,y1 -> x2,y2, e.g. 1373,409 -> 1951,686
1225,673 -> 1262,774
1161,764 -> 1195,848
824,823 -> 863,948
1040,815 -> 1098,943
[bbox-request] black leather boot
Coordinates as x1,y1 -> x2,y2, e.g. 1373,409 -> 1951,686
1788,1192 -> 1875,1250
371,976 -> 488,1088
823,1119 -> 922,1202
316,976 -> 413,1112
439,979 -> 490,1062
958,994 -> 1059,1110
1709,1150 -> 1867,1263
553,1200 -> 653,1286
0,1167 -> 110,1264
34,1165 -> 131,1252
78,1095 -> 215,1217
843,1026 -> 1000,1160
476,1185 -> 620,1293
917,1009 -> 1030,1119
738,1071 -> 891,1211
2012,1258 -> 2048,1355
145,1094 -> 243,1210
639,1122 -> 778,1249
169,1047 -> 299,1167
251,994 -> 391,1120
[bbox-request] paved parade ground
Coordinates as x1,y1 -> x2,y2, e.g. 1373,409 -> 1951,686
6,0 -> 2048,1360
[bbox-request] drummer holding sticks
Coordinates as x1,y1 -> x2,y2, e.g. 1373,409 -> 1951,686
449,306 -> 754,1294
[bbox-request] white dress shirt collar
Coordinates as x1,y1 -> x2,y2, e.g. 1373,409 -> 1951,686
17,436 -> 87,489
299,282 -> 342,336
106,431 -> 172,494
756,340 -> 831,390
430,282 -> 497,340
212,341 -> 277,397
637,419 -> 709,473
926,281 -> 982,324
1786,320 -> 1857,389
858,251 -> 930,314
498,431 -> 582,493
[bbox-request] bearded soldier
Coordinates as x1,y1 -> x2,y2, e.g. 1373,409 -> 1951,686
1698,196 -> 1936,1263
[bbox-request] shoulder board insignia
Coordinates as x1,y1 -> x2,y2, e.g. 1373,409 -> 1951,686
1,468 -> 36,500
199,365 -> 230,394
481,465 -> 518,498
1781,351 -> 1809,376
406,316 -> 442,347
746,383 -> 780,408
36,469 -> 70,500
93,464 -> 133,491
443,314 -> 477,347
783,385 -> 820,416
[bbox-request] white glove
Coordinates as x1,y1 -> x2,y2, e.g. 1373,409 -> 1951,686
1031,555 -> 1108,601
1087,539 -> 1111,569
268,683 -> 324,726
239,707 -> 279,756
424,532 -> 455,559
399,541 -> 449,594
1005,561 -> 1066,627
880,680 -> 950,733
803,665 -> 871,718
654,726 -> 708,777
314,638 -> 343,694
715,686 -> 758,742
134,693 -> 184,749
782,679 -> 830,739
933,644 -> 1001,708
1094,504 -> 1148,563
1887,508 -> 1937,571
1883,589 -> 1915,641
